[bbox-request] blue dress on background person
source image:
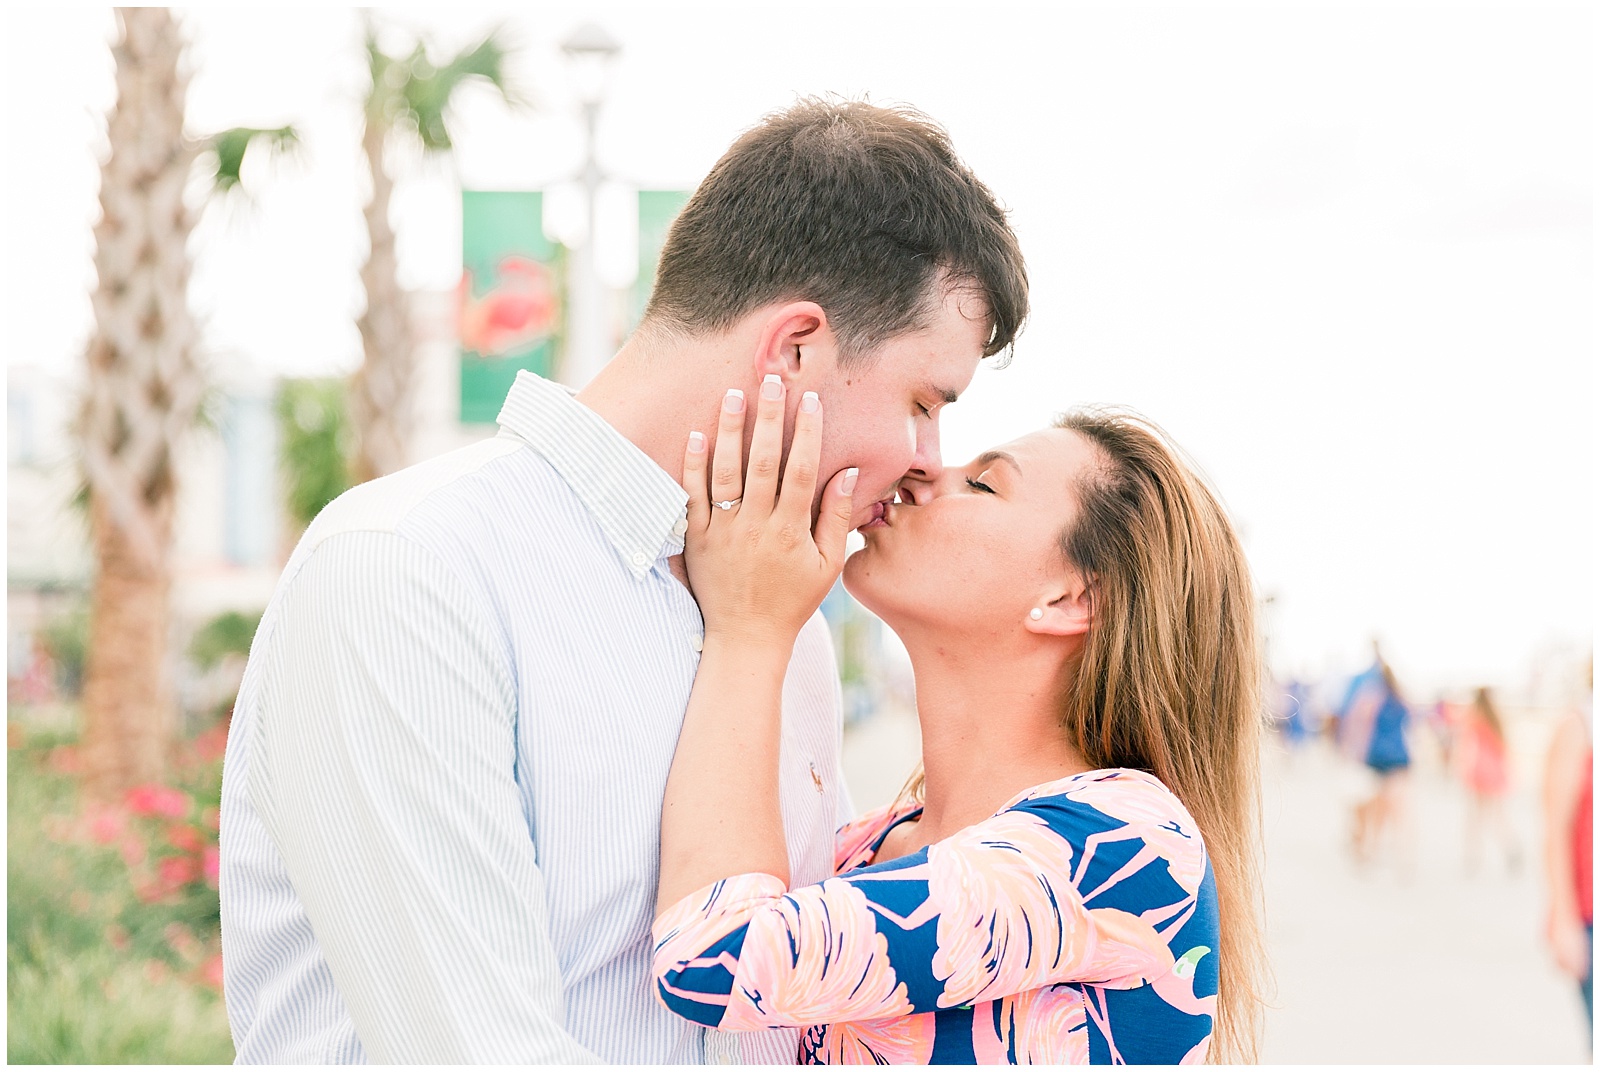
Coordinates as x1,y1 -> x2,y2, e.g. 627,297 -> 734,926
1364,687 -> 1410,774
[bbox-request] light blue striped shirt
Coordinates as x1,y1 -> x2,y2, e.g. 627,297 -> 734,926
220,372 -> 852,1063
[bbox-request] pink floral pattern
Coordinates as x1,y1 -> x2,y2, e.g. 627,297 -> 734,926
652,769 -> 1218,1064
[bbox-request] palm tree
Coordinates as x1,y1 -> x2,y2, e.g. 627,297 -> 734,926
75,7 -> 294,801
350,26 -> 515,484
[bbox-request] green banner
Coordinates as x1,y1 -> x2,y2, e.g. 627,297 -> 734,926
459,191 -> 564,424
629,190 -> 691,334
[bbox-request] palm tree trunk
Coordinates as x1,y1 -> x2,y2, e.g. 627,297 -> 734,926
76,7 -> 203,801
80,496 -> 176,797
350,116 -> 417,483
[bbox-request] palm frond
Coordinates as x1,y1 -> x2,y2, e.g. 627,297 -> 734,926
202,125 -> 299,196
392,29 -> 519,153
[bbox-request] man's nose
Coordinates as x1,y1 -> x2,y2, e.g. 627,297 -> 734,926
910,418 -> 944,483
897,424 -> 945,505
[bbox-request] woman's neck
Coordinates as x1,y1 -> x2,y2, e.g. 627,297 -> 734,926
902,633 -> 1091,845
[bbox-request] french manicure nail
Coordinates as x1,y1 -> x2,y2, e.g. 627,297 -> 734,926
688,430 -> 706,453
724,389 -> 744,413
761,374 -> 783,401
800,391 -> 819,413
840,468 -> 859,495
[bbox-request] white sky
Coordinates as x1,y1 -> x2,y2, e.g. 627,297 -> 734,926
2,3 -> 1592,696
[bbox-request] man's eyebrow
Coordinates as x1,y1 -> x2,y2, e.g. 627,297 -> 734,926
927,385 -> 960,405
974,450 -> 1021,474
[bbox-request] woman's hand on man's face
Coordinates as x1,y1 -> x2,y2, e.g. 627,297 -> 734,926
679,375 -> 857,648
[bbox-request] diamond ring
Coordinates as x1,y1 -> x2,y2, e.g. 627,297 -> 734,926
714,498 -> 741,511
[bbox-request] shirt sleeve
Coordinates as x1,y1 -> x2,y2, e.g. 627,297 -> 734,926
651,775 -> 1205,1031
248,530 -> 598,1063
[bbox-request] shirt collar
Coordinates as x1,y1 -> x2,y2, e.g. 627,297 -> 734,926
495,371 -> 688,578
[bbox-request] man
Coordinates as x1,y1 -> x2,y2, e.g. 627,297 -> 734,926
220,98 -> 1028,1063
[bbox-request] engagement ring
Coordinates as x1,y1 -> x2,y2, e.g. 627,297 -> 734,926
714,498 -> 741,511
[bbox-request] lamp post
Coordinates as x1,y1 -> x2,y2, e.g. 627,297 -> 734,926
559,23 -> 622,388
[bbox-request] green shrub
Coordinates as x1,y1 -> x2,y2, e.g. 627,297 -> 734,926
37,603 -> 91,697
7,725 -> 232,1064
188,609 -> 264,671
277,377 -> 354,531
8,939 -> 233,1064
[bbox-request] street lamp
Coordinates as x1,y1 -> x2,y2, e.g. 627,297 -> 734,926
559,23 -> 622,388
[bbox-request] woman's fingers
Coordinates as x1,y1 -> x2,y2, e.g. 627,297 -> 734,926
815,466 -> 858,575
742,374 -> 787,514
776,390 -> 822,527
708,389 -> 746,512
680,429 -> 709,530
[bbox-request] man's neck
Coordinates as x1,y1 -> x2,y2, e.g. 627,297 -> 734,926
574,329 -> 749,492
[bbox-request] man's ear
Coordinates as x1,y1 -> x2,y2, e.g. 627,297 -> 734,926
752,301 -> 836,383
1023,573 -> 1093,638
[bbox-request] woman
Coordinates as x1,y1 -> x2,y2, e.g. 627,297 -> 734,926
1347,654 -> 1412,865
653,380 -> 1267,1063
1541,668 -> 1593,1033
1459,686 -> 1519,874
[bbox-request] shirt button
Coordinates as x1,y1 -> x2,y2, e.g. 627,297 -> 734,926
689,634 -> 704,653
672,518 -> 688,537
632,551 -> 648,567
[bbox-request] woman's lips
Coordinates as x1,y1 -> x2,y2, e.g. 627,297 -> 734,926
861,498 -> 893,530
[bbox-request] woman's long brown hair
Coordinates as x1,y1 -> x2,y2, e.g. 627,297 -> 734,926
1053,408 -> 1267,1061
896,407 -> 1268,1061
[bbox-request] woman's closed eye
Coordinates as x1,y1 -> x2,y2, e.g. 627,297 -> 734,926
965,477 -> 995,494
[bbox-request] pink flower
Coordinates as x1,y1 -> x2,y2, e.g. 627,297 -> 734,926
199,952 -> 225,990
165,823 -> 205,854
87,807 -> 127,845
193,723 -> 229,762
202,846 -> 220,887
126,784 -> 190,820
158,854 -> 199,888
120,834 -> 147,869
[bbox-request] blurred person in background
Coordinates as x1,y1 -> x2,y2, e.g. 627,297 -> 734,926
1346,647 -> 1414,868
1425,695 -> 1461,770
1274,677 -> 1314,758
1541,663 -> 1593,1036
652,403 -> 1268,1063
1459,686 -> 1520,875
219,98 -> 1028,1064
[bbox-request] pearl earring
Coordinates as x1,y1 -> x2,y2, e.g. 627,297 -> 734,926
1029,608 -> 1044,621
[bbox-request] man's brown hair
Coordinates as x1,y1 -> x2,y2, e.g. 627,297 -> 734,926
643,97 -> 1028,363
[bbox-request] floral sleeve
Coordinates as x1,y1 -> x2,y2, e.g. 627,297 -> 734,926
651,770 -> 1208,1031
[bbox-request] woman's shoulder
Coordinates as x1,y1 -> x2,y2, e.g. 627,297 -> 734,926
991,769 -> 1209,888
